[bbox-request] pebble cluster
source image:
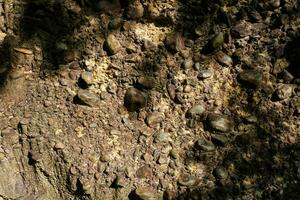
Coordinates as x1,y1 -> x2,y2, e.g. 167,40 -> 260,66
0,0 -> 299,199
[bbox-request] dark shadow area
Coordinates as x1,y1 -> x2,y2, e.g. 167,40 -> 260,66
19,0 -> 83,75
170,0 -> 300,199
0,36 -> 14,88
284,35 -> 300,80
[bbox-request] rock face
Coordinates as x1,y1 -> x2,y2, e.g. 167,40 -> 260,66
124,87 -> 147,111
1,0 -> 300,199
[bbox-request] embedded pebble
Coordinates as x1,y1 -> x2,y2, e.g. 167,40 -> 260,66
282,70 -> 294,82
154,132 -> 170,143
146,112 -> 164,127
124,87 -> 147,112
137,77 -> 155,90
196,138 -> 216,152
276,84 -> 293,100
126,0 -> 144,19
207,113 -> 232,132
231,20 -> 253,38
178,173 -> 197,186
1,127 -> 19,144
198,69 -> 213,79
186,104 -> 206,118
215,51 -> 233,67
239,70 -> 263,86
147,4 -> 160,20
211,134 -> 230,146
158,154 -> 169,164
81,71 -> 93,85
113,175 -> 126,188
211,32 -> 224,49
134,187 -> 156,200
136,165 -> 152,179
54,141 -> 65,150
213,166 -> 228,180
106,34 -> 121,55
273,58 -> 289,74
167,84 -> 176,100
77,89 -> 99,106
183,59 -> 194,69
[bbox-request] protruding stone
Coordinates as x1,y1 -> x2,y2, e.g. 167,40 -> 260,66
195,138 -> 216,152
77,89 -> 99,106
126,0 -> 144,19
106,34 -> 121,55
136,165 -> 152,179
134,186 -> 156,200
178,173 -> 197,186
186,104 -> 206,118
146,112 -> 164,127
81,71 -> 93,85
211,32 -> 224,49
215,51 -> 233,67
124,87 -> 147,112
273,58 -> 289,74
198,69 -> 213,79
213,166 -> 228,180
1,127 -> 19,144
239,70 -> 263,87
276,84 -> 293,100
207,113 -> 232,132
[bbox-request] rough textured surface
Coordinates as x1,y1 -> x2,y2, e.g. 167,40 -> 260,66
0,0 -> 299,199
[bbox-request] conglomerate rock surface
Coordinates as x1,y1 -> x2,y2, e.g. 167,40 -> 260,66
0,0 -> 299,199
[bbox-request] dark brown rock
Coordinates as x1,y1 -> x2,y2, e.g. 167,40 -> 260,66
136,165 -> 152,179
124,87 -> 147,111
